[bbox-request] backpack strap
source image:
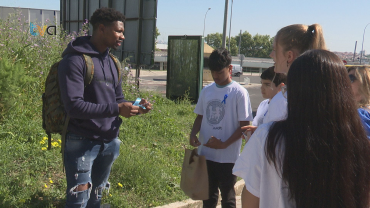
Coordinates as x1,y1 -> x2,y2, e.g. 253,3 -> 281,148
109,53 -> 124,82
60,115 -> 70,169
82,54 -> 94,86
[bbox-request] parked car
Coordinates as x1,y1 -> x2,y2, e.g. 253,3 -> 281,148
232,65 -> 243,77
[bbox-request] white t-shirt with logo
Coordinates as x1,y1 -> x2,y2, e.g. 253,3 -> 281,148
194,81 -> 253,163
233,122 -> 296,208
252,99 -> 269,127
263,91 -> 288,124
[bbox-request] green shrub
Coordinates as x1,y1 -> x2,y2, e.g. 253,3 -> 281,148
0,59 -> 36,116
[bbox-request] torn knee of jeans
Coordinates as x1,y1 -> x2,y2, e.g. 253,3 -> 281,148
69,182 -> 92,194
94,182 -> 111,200
105,181 -> 110,191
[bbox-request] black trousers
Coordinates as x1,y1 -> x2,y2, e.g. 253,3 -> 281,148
203,160 -> 237,208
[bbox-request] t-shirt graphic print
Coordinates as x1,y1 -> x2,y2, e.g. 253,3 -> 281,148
206,99 -> 225,125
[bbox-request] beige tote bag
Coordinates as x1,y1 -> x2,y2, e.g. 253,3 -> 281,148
180,148 -> 209,200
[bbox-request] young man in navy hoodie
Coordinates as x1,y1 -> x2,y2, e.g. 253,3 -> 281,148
58,8 -> 151,207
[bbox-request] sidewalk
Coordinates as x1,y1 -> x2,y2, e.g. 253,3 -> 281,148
155,180 -> 244,208
134,69 -> 262,92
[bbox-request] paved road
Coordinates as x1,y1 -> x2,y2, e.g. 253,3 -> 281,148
135,70 -> 264,114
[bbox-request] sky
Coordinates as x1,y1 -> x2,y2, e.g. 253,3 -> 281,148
1,0 -> 370,53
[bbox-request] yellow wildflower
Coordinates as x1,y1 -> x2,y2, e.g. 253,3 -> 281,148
49,179 -> 53,184
109,194 -> 112,197
41,147 -> 47,151
40,140 -> 45,145
44,184 -> 47,188
43,137 -> 48,141
118,183 -> 123,188
58,139 -> 61,143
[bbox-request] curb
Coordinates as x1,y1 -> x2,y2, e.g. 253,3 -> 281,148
155,180 -> 245,208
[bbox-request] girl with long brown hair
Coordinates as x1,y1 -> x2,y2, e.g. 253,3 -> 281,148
234,50 -> 370,208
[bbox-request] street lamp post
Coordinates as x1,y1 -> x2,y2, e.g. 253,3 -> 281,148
360,23 -> 370,64
203,8 -> 211,37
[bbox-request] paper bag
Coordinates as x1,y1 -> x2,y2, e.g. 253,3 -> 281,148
180,148 -> 209,200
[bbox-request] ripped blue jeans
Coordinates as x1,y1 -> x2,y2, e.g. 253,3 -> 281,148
64,132 -> 121,208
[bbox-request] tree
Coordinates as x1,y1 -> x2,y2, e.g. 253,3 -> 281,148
206,31 -> 273,58
235,31 -> 253,56
228,37 -> 238,56
235,31 -> 273,58
155,27 -> 160,41
155,27 -> 161,51
205,33 -> 238,56
249,34 -> 273,58
206,33 -> 222,49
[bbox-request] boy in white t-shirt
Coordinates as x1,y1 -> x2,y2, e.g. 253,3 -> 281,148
189,48 -> 253,208
252,66 -> 286,127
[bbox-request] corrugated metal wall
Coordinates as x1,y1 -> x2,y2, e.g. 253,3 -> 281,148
61,0 -> 157,66
0,6 -> 60,27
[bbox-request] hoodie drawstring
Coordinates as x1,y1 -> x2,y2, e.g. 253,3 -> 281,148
99,57 -> 108,86
108,58 -> 116,88
99,56 -> 115,88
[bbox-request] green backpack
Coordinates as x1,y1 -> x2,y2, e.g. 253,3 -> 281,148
42,53 -> 122,154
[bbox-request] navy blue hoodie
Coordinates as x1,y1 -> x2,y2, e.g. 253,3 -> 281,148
58,36 -> 127,141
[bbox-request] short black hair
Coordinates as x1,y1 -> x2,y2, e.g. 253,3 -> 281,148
260,66 -> 287,87
208,48 -> 231,71
90,7 -> 126,31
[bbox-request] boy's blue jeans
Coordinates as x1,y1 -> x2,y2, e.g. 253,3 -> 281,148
64,132 -> 121,208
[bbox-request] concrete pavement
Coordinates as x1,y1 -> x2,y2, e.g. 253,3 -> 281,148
155,180 -> 244,208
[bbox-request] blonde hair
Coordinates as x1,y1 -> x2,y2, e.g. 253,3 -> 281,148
348,66 -> 370,107
276,24 -> 327,56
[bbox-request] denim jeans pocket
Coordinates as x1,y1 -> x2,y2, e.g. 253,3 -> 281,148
65,133 -> 93,172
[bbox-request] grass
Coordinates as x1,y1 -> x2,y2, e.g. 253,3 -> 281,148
0,91 -> 197,207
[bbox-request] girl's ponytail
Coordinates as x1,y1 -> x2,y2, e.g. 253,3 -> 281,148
276,24 -> 326,55
306,24 -> 326,51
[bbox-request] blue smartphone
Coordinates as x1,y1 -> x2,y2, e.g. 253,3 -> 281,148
133,98 -> 146,109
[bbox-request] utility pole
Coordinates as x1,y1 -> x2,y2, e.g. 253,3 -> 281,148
353,41 -> 357,62
221,0 -> 228,48
360,23 -> 370,64
239,30 -> 243,67
228,0 -> 233,51
238,30 -> 242,55
135,0 -> 144,87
